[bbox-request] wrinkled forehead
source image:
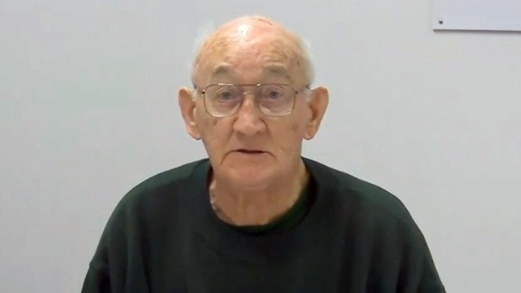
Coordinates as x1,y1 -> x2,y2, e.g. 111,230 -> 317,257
193,29 -> 308,86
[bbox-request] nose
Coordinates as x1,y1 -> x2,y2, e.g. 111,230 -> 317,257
232,95 -> 265,136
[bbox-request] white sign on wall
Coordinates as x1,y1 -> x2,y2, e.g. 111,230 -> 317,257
432,0 -> 521,31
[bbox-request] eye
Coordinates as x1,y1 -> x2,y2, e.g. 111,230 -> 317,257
216,90 -> 233,100
213,86 -> 240,101
261,86 -> 286,100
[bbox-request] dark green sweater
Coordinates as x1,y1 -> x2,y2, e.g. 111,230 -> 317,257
81,158 -> 445,293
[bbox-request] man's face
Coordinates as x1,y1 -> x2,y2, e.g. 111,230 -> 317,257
179,25 -> 328,189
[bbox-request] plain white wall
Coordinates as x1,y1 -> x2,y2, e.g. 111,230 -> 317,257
1,0 -> 520,292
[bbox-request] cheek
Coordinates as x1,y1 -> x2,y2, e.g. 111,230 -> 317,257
195,104 -> 218,133
269,120 -> 307,153
196,110 -> 232,155
289,104 -> 311,135
271,106 -> 310,152
290,120 -> 306,134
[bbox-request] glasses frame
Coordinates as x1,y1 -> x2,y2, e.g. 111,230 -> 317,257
194,83 -> 310,118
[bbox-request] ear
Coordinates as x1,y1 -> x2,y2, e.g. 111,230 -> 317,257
304,86 -> 329,140
178,87 -> 202,140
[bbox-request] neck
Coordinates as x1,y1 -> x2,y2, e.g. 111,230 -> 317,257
209,159 -> 309,226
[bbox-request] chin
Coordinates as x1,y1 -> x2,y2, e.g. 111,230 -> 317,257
211,152 -> 283,188
227,165 -> 275,188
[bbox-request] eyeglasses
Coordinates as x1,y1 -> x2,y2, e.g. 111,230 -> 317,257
194,83 -> 309,118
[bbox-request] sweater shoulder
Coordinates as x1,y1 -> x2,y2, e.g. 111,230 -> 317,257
106,159 -> 207,223
305,158 -> 421,236
125,159 -> 205,200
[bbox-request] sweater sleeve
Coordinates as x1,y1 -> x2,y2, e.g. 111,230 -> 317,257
80,193 -> 150,293
81,226 -> 113,293
417,245 -> 446,293
396,234 -> 446,293
81,263 -> 111,293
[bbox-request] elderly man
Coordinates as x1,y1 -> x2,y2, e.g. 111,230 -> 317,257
82,15 -> 445,293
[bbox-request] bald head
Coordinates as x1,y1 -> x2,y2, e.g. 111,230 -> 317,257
190,15 -> 314,87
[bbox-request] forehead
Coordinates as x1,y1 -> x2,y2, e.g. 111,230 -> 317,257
208,62 -> 294,83
195,32 -> 306,85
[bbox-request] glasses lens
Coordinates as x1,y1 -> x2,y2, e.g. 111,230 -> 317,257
257,84 -> 294,116
205,84 -> 242,116
203,84 -> 296,117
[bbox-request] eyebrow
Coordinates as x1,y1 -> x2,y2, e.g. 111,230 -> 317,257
262,64 -> 293,83
209,63 -> 294,84
210,63 -> 234,78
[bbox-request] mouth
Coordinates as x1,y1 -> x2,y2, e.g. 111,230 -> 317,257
235,149 -> 267,155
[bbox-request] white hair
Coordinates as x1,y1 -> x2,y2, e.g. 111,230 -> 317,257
188,19 -> 316,87
298,36 -> 316,86
188,21 -> 217,85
